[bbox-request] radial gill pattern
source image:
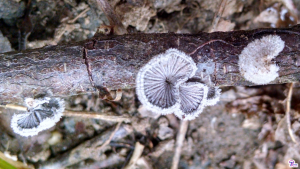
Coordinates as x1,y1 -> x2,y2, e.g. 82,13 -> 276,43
175,82 -> 208,120
206,87 -> 221,106
136,48 -> 197,114
11,97 -> 65,137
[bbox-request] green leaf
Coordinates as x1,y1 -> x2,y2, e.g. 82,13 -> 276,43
0,157 -> 17,169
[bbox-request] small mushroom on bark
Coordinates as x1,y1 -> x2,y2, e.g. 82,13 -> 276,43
11,97 -> 65,137
238,35 -> 285,84
136,48 -> 197,115
175,82 -> 209,120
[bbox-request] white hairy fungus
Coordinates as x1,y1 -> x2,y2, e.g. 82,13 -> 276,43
238,35 -> 285,84
206,87 -> 221,106
136,48 -> 197,114
11,97 -> 65,137
174,82 -> 208,120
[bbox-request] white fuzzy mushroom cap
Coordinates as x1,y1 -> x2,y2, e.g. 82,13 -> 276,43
238,35 -> 285,84
136,48 -> 197,115
11,97 -> 65,137
174,82 -> 208,120
206,87 -> 221,106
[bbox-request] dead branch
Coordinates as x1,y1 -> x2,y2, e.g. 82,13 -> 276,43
0,104 -> 27,111
63,110 -> 131,123
124,142 -> 145,169
95,0 -> 127,35
0,105 -> 131,123
39,124 -> 133,168
171,120 -> 189,169
2,25 -> 300,104
210,0 -> 227,32
286,83 -> 298,143
96,122 -> 122,150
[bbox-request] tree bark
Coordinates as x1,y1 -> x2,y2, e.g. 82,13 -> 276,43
1,25 -> 300,104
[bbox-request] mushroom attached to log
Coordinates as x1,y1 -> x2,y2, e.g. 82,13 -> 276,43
11,97 -> 65,137
136,48 -> 221,120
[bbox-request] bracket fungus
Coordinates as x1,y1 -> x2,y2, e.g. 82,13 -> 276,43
11,97 -> 65,137
206,87 -> 221,106
175,82 -> 208,120
136,48 -> 197,115
136,48 -> 221,120
238,35 -> 285,85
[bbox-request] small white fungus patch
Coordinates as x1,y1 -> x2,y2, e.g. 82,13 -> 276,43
136,48 -> 197,115
136,48 -> 222,120
11,97 -> 65,137
238,35 -> 285,84
174,82 -> 208,120
206,87 -> 221,106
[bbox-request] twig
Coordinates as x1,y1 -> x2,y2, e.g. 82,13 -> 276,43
95,0 -> 127,35
95,121 -> 122,151
54,7 -> 90,44
122,149 -> 134,169
210,0 -> 227,32
63,110 -> 131,123
0,104 -> 27,111
286,83 -> 297,143
124,142 -> 145,169
18,0 -> 33,51
69,7 -> 90,24
40,123 -> 132,168
0,105 -> 131,123
171,120 -> 189,169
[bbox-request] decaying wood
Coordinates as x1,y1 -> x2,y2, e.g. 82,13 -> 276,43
1,25 -> 300,104
171,120 -> 189,169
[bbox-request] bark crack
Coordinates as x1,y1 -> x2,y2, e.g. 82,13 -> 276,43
188,39 -> 235,56
83,48 -> 94,86
83,47 -> 114,100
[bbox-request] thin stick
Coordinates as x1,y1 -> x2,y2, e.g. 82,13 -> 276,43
96,121 -> 122,150
171,120 -> 189,169
69,7 -> 90,23
0,105 -> 131,123
88,121 -> 122,160
64,110 -> 131,123
286,83 -> 297,143
95,0 -> 127,35
210,0 -> 227,32
0,104 -> 27,111
124,142 -> 145,169
54,7 -> 90,44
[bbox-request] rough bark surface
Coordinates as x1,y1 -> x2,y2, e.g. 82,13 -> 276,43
1,25 -> 300,104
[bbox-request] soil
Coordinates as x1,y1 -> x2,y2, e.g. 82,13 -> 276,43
1,0 -> 300,169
